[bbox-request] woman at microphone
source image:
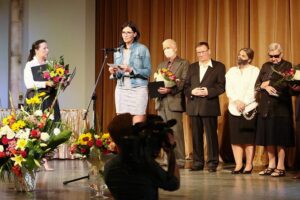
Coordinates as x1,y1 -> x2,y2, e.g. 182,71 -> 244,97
108,21 -> 151,124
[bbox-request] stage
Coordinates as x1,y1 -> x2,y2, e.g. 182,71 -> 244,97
0,159 -> 299,200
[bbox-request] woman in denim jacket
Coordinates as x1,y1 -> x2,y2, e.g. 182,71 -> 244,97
109,21 -> 151,124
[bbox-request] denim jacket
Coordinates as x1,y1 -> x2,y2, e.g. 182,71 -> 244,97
111,42 -> 151,87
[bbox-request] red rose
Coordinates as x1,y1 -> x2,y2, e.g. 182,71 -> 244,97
2,136 -> 9,145
81,148 -> 87,154
20,150 -> 27,158
70,145 -> 77,154
95,139 -> 102,147
87,140 -> 94,147
53,76 -> 61,83
0,151 -> 6,158
12,165 -> 22,177
31,129 -> 40,138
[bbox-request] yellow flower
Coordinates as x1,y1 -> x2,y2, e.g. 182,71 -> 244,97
16,138 -> 27,150
17,120 -> 26,129
26,95 -> 41,105
56,67 -> 65,77
38,92 -> 46,97
78,132 -> 92,145
50,71 -> 56,77
2,117 -> 9,125
101,133 -> 110,139
11,123 -> 20,132
11,155 -> 26,166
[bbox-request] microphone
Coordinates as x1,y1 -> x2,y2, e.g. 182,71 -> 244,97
101,48 -> 120,52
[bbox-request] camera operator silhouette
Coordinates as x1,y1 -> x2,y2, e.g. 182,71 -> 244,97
104,113 -> 180,200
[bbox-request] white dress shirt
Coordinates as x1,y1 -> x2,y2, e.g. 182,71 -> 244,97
24,56 -> 47,89
225,65 -> 260,116
199,60 -> 213,82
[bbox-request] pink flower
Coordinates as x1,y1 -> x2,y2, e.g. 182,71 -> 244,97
53,76 -> 61,83
43,71 -> 50,79
2,136 -> 9,145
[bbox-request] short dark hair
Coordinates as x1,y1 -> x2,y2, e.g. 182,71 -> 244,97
196,41 -> 209,49
121,20 -> 140,42
240,48 -> 254,63
107,113 -> 133,145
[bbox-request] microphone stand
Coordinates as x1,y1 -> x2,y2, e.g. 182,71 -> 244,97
63,50 -> 109,185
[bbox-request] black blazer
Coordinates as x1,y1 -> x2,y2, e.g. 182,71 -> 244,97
184,60 -> 226,116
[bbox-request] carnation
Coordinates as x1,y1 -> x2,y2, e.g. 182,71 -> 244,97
40,132 -> 50,141
53,128 -> 61,135
34,110 -> 43,117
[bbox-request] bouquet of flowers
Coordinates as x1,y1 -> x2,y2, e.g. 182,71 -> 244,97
272,65 -> 300,85
154,68 -> 178,88
70,130 -> 117,158
0,93 -> 72,183
43,56 -> 74,90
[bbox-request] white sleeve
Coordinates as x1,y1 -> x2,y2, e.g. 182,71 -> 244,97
225,68 -> 238,102
242,68 -> 260,104
24,62 -> 46,89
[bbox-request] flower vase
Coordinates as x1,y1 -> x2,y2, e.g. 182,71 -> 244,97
13,169 -> 37,192
87,149 -> 108,199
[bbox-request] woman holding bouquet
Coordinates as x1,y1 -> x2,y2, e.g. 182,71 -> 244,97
225,48 -> 259,174
24,39 -> 59,170
255,43 -> 294,177
108,21 -> 151,124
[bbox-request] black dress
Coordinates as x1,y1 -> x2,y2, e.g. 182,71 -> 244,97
255,60 -> 295,147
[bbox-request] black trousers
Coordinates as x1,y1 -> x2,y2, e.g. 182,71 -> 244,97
190,116 -> 219,169
25,88 -> 61,122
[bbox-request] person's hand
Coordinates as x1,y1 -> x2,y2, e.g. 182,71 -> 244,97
191,87 -> 202,96
265,85 -> 278,96
162,131 -> 176,154
261,80 -> 270,89
108,66 -> 118,74
291,84 -> 300,92
46,81 -> 53,87
158,87 -> 171,94
119,64 -> 133,73
198,87 -> 208,97
234,100 -> 245,112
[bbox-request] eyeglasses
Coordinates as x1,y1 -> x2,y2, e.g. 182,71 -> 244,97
268,54 -> 281,58
122,31 -> 134,35
197,50 -> 208,54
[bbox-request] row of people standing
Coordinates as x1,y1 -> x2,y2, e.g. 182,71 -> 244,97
107,21 -> 296,177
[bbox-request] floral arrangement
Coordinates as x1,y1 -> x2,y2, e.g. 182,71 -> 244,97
0,92 -> 72,180
154,68 -> 178,88
70,130 -> 117,158
272,65 -> 300,85
43,56 -> 74,89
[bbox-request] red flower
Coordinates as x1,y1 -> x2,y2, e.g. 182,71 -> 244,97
81,148 -> 87,154
20,150 -> 27,158
95,139 -> 103,147
12,165 -> 22,177
2,136 -> 9,145
0,151 -> 6,158
53,76 -> 61,83
38,122 -> 45,129
87,140 -> 94,147
31,129 -> 40,138
70,145 -> 77,154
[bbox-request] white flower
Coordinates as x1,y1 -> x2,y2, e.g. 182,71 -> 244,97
53,128 -> 61,135
0,125 -> 15,139
41,132 -> 50,141
18,129 -> 30,139
0,145 -> 4,152
49,114 -> 54,120
34,110 -> 43,117
294,70 -> 300,80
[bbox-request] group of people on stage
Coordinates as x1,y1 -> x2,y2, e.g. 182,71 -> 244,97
107,20 -> 300,179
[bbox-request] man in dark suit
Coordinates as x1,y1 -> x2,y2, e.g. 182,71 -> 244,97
184,42 -> 225,172
155,39 -> 189,167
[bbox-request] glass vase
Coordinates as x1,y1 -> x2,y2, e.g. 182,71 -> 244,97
13,168 -> 37,192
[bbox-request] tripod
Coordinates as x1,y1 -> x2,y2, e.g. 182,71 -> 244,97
63,50 -> 110,185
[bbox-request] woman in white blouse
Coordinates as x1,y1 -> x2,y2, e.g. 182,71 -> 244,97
225,48 -> 259,174
24,39 -> 57,171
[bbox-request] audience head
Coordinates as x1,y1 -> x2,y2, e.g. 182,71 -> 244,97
162,39 -> 177,59
27,39 -> 48,62
237,48 -> 254,66
268,42 -> 283,64
195,41 -> 211,63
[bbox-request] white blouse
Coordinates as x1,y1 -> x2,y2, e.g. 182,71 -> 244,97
225,65 -> 260,116
24,56 -> 47,89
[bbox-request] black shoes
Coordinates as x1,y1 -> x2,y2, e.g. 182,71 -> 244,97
231,166 -> 244,174
189,166 -> 204,171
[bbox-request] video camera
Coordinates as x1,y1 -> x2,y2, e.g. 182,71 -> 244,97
119,115 -> 176,163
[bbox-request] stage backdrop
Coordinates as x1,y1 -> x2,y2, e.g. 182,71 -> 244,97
95,0 -> 300,166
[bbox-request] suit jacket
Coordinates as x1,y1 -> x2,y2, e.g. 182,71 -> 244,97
184,60 -> 226,116
155,57 -> 189,112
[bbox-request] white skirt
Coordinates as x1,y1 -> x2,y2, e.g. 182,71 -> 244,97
115,77 -> 148,115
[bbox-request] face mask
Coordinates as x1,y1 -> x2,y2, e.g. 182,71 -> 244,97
237,58 -> 249,65
164,48 -> 176,58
